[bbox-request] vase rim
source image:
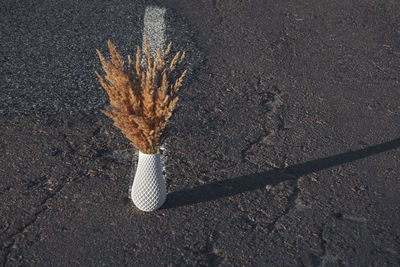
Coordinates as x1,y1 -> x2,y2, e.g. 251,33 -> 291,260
138,150 -> 160,155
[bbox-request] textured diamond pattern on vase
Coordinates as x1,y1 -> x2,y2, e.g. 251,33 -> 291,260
131,152 -> 166,212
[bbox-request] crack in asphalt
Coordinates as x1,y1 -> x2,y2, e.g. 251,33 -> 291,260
231,169 -> 300,236
182,226 -> 223,266
240,90 -> 285,167
2,168 -> 86,265
2,204 -> 48,265
319,228 -> 327,259
240,134 -> 265,163
266,177 -> 299,234
0,186 -> 11,196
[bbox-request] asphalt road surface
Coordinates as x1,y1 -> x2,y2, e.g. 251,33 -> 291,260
1,0 -> 400,266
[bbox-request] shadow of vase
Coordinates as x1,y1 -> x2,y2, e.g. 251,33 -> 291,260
163,138 -> 400,209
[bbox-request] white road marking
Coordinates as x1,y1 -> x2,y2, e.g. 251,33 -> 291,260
142,6 -> 168,172
129,7 -> 168,195
142,7 -> 166,56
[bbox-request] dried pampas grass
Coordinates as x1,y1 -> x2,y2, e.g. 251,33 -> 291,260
96,38 -> 186,154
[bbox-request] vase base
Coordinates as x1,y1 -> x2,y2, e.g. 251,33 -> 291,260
131,193 -> 166,212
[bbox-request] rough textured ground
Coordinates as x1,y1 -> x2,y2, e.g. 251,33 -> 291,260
1,0 -> 400,266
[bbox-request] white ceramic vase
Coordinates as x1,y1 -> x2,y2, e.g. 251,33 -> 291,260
130,151 -> 166,212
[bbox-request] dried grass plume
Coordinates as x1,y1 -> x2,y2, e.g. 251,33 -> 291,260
96,38 -> 186,154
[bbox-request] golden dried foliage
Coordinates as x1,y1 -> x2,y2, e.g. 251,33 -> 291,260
96,38 -> 186,154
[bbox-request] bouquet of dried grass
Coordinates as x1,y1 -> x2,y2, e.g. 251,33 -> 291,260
96,38 -> 186,154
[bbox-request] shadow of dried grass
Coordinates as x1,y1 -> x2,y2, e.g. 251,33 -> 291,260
163,138 -> 400,209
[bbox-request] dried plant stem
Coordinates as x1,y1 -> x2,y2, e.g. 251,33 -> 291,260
96,37 -> 186,154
